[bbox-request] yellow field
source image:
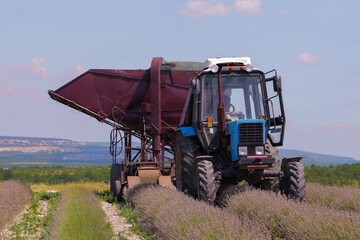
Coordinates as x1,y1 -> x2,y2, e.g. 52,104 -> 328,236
31,182 -> 109,191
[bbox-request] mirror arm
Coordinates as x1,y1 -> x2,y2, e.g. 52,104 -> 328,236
264,69 -> 277,77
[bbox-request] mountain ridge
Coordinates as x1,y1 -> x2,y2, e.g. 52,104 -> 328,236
0,136 -> 358,167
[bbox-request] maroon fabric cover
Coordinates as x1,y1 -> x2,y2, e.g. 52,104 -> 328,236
52,69 -> 199,136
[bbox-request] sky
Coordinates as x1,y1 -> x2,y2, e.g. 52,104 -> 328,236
0,0 -> 360,159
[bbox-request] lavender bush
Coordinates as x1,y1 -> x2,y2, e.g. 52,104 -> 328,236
226,188 -> 360,240
128,184 -> 270,240
306,182 -> 360,212
0,181 -> 31,231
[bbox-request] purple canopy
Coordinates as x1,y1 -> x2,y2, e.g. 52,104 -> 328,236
49,67 -> 200,144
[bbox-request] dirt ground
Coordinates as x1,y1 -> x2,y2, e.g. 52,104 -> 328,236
0,186 -> 140,240
101,201 -> 141,240
0,201 -> 48,240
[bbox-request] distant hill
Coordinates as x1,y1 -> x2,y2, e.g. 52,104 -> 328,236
0,136 -> 110,167
0,136 -> 358,168
0,136 -> 86,152
279,149 -> 359,167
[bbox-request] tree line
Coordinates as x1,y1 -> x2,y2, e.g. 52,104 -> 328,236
1,163 -> 360,187
305,163 -> 360,187
0,166 -> 110,184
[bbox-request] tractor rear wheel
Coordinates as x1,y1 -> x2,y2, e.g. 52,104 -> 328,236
196,160 -> 217,204
175,132 -> 202,197
281,162 -> 306,202
110,163 -> 122,199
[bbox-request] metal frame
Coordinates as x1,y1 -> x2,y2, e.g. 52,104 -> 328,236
118,58 -> 176,187
49,58 -> 178,188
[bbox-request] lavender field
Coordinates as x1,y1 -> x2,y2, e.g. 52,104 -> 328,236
0,181 -> 32,232
1,179 -> 360,239
128,183 -> 360,240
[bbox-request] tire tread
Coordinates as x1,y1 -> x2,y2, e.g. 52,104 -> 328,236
197,160 -> 216,203
282,162 -> 306,201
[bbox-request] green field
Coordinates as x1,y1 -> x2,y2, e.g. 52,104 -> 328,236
0,166 -> 110,184
2,163 -> 360,187
305,163 -> 360,187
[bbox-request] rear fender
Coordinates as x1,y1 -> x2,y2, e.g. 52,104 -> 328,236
281,156 -> 303,172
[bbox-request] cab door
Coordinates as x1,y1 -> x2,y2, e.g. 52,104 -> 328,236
265,72 -> 285,146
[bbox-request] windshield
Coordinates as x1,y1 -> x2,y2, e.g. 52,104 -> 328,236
201,73 -> 265,122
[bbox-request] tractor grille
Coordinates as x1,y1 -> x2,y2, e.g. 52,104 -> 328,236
238,122 -> 264,145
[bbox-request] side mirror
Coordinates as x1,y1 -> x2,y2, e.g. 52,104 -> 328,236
273,76 -> 282,92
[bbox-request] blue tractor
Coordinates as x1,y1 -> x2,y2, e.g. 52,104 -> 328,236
175,57 -> 305,203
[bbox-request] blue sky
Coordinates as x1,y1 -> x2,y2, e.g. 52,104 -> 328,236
1,0 -> 359,159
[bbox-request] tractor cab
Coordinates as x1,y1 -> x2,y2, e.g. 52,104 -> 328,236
184,57 -> 285,168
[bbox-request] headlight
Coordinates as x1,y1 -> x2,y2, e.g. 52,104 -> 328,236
255,146 -> 264,155
210,64 -> 219,73
238,146 -> 247,156
244,64 -> 253,72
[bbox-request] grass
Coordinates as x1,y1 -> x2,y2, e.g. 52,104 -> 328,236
0,166 -> 110,184
38,191 -> 61,239
49,186 -> 112,240
95,189 -> 155,239
31,182 -> 109,192
117,202 -> 156,240
0,181 -> 32,231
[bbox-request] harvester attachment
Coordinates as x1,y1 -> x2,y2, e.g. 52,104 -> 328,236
122,167 -> 175,196
48,57 -> 203,196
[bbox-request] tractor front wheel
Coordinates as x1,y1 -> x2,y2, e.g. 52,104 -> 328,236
281,162 -> 306,202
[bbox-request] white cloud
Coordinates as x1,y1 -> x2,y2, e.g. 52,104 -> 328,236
0,83 -> 47,103
321,122 -> 360,132
70,64 -> 86,76
179,0 -> 230,17
280,8 -> 292,16
58,64 -> 86,83
233,0 -> 261,16
1,85 -> 22,96
285,120 -> 360,159
2,58 -> 48,78
348,101 -> 360,107
295,52 -> 323,65
179,0 -> 262,17
2,63 -> 25,76
24,83 -> 47,104
29,58 -> 48,78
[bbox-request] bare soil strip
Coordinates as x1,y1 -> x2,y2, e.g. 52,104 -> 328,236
0,204 -> 28,239
101,201 -> 141,240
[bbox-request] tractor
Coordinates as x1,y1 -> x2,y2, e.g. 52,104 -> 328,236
49,57 -> 306,203
174,57 -> 305,202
